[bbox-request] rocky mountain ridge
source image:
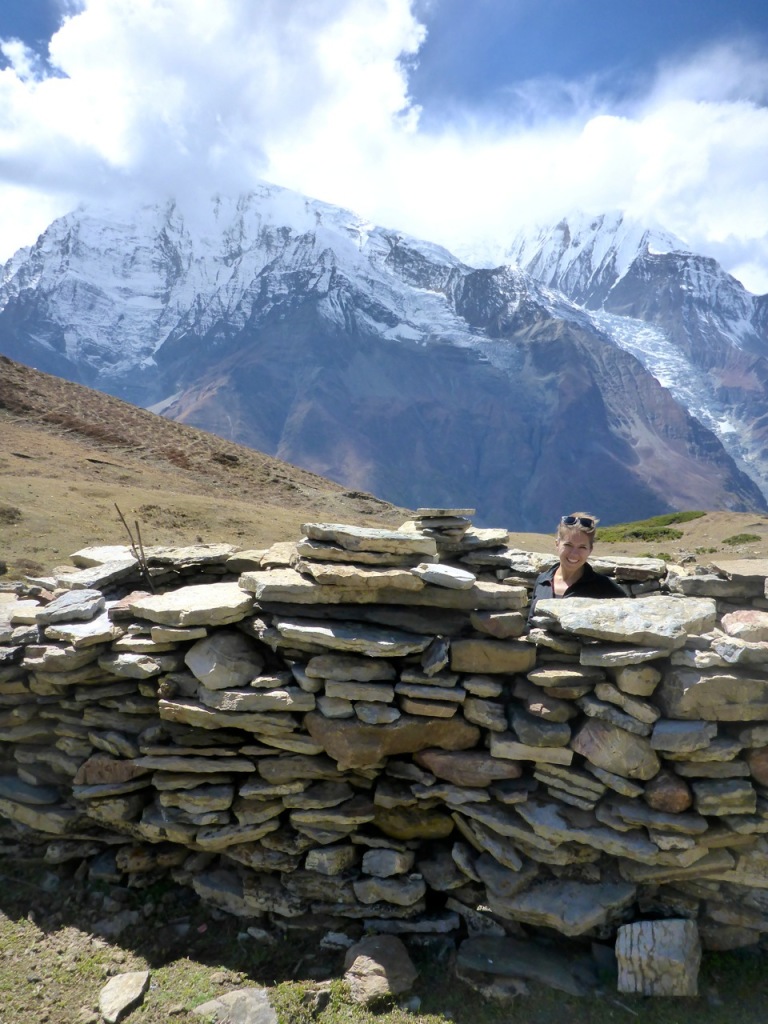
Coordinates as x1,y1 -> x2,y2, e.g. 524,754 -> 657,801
0,185 -> 765,529
504,212 -> 768,497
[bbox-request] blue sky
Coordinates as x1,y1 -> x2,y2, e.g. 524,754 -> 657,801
2,0 -> 60,51
411,0 -> 768,113
1,0 -> 768,290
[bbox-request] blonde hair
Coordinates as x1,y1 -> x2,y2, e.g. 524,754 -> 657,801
556,511 -> 599,542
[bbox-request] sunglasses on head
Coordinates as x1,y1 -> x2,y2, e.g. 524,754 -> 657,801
561,515 -> 596,529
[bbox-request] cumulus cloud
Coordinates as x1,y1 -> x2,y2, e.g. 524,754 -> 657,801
0,1 -> 767,292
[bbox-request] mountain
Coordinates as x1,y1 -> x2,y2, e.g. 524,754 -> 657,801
500,212 -> 768,499
0,185 -> 765,530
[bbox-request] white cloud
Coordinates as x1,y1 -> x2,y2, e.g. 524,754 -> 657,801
0,2 -> 767,292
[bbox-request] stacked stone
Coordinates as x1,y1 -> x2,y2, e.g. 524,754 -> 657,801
20,542 -> 250,598
1,525 -> 768,996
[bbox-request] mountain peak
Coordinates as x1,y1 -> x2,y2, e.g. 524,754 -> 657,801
502,210 -> 689,304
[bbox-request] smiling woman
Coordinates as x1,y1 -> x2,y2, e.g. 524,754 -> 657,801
526,511 -> 627,626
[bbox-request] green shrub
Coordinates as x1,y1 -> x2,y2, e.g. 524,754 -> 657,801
599,511 -> 705,544
602,526 -> 683,542
723,533 -> 761,546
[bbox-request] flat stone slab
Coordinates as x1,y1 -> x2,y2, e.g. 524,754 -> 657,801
502,879 -> 636,935
650,719 -> 718,752
99,970 -> 150,1023
570,718 -> 660,780
576,694 -> 653,736
602,795 -> 708,835
457,936 -> 596,996
710,634 -> 768,666
526,665 -> 602,689
353,874 -> 426,907
657,668 -> 768,720
451,638 -> 536,674
414,749 -> 522,786
134,755 -> 256,773
158,697 -> 298,736
691,778 -> 757,816
448,526 -> 509,550
242,567 -> 526,610
534,764 -> 606,800
305,711 -> 480,769
98,651 -> 181,679
593,682 -> 659,724
580,644 -> 669,667
710,557 -> 768,584
670,573 -> 759,598
410,563 -> 476,589
35,589 -> 106,625
296,539 -> 430,566
721,609 -> 768,641
53,560 -> 138,592
590,555 -> 668,580
71,544 -> 137,567
306,653 -> 396,681
415,507 -> 476,517
0,797 -> 82,834
297,561 -> 426,590
8,600 -> 43,625
44,606 -> 120,647
514,797 -> 661,862
469,610 -> 526,639
0,775 -> 60,805
535,596 -> 716,649
490,733 -> 573,764
275,618 -> 432,657
192,986 -> 277,1023
148,542 -> 239,565
199,684 -> 316,713
128,583 -> 253,626
24,643 -> 103,673
303,523 -> 437,555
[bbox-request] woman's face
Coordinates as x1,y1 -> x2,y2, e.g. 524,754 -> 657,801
556,528 -> 593,572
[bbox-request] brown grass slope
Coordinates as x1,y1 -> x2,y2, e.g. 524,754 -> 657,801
2,355 -> 768,580
0,356 -> 407,577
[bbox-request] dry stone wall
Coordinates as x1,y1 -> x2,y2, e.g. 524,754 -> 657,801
2,511 -> 768,993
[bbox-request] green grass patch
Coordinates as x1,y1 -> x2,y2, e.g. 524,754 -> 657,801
599,511 -> 705,544
723,533 -> 761,546
604,526 -> 684,543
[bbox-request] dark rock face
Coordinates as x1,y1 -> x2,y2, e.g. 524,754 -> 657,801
157,312 -> 764,527
0,189 -> 765,529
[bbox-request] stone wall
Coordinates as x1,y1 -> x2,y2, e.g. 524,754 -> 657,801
1,511 -> 768,993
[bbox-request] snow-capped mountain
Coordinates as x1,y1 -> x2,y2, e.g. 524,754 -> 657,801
499,212 -> 689,305
503,212 -> 768,498
0,185 -> 765,530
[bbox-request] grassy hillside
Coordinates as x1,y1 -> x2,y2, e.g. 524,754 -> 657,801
0,356 -> 407,579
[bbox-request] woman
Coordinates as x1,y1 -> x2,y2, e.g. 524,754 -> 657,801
527,512 -> 626,626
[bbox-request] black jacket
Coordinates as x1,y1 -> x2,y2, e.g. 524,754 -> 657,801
527,561 -> 627,626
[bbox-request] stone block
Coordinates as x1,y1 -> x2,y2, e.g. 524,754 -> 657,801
615,919 -> 701,996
